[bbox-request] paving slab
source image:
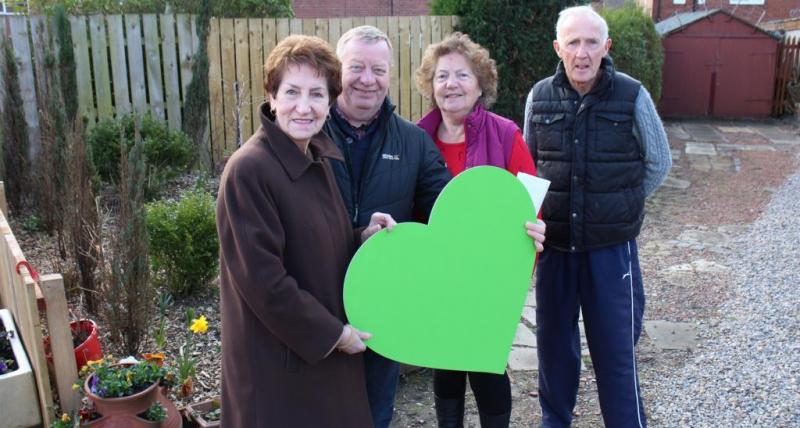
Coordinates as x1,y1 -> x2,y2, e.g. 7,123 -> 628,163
513,324 -> 537,347
717,126 -> 754,134
685,142 -> 717,156
508,347 -> 538,371
525,290 -> 536,307
661,259 -> 730,275
661,176 -> 691,190
670,148 -> 682,161
666,125 -> 691,140
683,124 -> 727,142
644,320 -> 698,350
521,306 -> 536,327
677,230 -> 731,248
716,143 -> 776,152
754,128 -> 800,145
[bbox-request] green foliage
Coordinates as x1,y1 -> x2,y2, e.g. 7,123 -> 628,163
601,2 -> 663,105
448,0 -> 580,126
429,0 -> 460,14
21,215 -> 43,233
83,358 -> 176,398
28,0 -> 293,17
146,189 -> 218,296
152,291 -> 173,350
142,402 -> 167,422
87,114 -> 193,197
1,38 -> 31,212
183,0 -> 212,169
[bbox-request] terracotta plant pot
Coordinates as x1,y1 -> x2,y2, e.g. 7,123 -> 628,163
185,397 -> 221,428
82,370 -> 182,428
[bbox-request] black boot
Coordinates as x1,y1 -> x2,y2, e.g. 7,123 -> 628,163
434,395 -> 465,428
478,410 -> 511,428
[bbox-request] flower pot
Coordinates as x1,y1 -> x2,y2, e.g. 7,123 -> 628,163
81,380 -> 182,427
185,397 -> 220,428
44,319 -> 103,371
0,308 -> 42,428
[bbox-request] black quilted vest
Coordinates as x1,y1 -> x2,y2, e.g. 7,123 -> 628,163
527,58 -> 644,252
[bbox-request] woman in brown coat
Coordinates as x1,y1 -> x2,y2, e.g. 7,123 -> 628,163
216,35 -> 394,427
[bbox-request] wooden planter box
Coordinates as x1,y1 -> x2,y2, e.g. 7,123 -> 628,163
0,308 -> 41,427
185,397 -> 221,428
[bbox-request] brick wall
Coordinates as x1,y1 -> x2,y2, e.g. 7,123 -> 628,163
653,0 -> 800,24
293,0 -> 429,18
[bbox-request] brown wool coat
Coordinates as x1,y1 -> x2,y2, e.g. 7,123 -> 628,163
216,105 -> 372,428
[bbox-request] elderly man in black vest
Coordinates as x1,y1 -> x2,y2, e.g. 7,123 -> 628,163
523,6 -> 671,428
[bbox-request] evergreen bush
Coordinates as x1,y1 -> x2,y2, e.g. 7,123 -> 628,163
601,2 -> 663,105
146,189 -> 218,297
87,114 -> 193,197
431,0 -> 580,126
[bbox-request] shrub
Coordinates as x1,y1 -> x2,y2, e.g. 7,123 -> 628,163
105,134 -> 151,355
87,114 -> 193,197
146,189 -> 218,297
1,37 -> 31,212
28,0 -> 293,17
183,0 -> 212,170
601,2 -> 663,105
437,0 -> 579,126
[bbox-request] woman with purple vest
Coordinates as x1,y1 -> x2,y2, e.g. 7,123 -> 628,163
415,33 -> 544,428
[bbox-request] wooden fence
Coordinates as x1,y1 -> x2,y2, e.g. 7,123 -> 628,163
0,14 -> 457,164
773,35 -> 800,116
0,182 -> 79,426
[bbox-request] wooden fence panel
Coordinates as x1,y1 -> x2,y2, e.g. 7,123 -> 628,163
773,35 -> 800,116
177,14 -> 195,98
89,15 -> 113,119
162,14 -> 182,129
208,18 -> 225,161
328,17 -> 341,49
388,16 -> 400,106
290,17 -> 302,35
143,15 -> 165,120
125,14 -> 148,116
234,18 -> 252,140
69,16 -> 95,121
0,19 -> 6,111
107,15 -> 131,115
249,18 -> 264,127
219,18 -> 236,153
410,16 -> 422,121
399,17 -> 411,120
9,16 -> 40,153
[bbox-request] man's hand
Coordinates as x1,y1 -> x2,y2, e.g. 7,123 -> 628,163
336,325 -> 372,355
361,212 -> 397,243
526,220 -> 546,252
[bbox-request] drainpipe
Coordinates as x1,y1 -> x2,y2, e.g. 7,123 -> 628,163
656,0 -> 662,22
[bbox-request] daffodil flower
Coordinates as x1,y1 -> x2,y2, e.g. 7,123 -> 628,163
189,315 -> 208,334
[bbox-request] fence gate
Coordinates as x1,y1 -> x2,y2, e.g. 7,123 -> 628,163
773,35 -> 800,116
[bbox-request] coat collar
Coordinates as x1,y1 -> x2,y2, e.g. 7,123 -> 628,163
417,103 -> 488,139
258,103 -> 344,181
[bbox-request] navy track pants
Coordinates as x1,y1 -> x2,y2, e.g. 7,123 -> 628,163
535,240 -> 647,428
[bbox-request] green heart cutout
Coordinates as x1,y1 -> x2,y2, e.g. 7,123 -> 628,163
344,166 -> 536,374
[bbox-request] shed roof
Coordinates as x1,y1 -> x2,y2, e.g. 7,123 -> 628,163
656,8 -> 780,39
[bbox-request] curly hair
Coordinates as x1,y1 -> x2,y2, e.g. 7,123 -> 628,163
264,35 -> 342,105
415,32 -> 497,109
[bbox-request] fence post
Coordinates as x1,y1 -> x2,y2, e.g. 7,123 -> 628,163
40,274 -> 81,415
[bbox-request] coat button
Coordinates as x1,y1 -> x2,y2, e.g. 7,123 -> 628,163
571,246 -> 576,251
574,138 -> 579,144
572,212 -> 577,218
545,119 -> 550,124
573,175 -> 578,181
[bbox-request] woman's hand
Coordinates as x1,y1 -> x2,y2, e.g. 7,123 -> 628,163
361,212 -> 397,243
336,324 -> 372,354
526,220 -> 546,252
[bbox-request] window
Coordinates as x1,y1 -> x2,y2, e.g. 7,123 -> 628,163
673,0 -> 686,4
729,0 -> 764,4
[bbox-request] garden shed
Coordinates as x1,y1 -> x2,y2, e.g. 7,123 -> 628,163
656,9 -> 780,118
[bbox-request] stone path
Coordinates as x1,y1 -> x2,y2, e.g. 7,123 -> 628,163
509,120 -> 800,373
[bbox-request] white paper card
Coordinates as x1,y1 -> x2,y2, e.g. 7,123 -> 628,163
517,172 -> 550,215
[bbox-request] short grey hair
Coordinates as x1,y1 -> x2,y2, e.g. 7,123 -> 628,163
336,25 -> 393,60
555,5 -> 609,43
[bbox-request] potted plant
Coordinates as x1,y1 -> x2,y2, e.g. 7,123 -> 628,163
0,308 -> 41,427
75,355 -> 182,427
185,397 -> 220,428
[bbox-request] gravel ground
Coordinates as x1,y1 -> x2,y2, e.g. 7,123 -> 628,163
647,166 -> 800,426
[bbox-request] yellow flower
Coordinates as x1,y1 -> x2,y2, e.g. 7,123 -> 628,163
189,315 -> 208,334
72,383 -> 80,391
61,413 -> 70,423
86,359 -> 103,368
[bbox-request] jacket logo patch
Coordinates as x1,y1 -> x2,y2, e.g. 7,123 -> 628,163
382,153 -> 400,160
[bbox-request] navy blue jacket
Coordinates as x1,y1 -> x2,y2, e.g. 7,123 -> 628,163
323,99 -> 452,227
